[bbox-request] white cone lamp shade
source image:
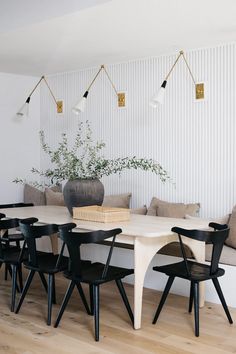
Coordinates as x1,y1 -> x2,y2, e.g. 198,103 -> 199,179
17,97 -> 30,117
150,80 -> 167,107
72,91 -> 89,115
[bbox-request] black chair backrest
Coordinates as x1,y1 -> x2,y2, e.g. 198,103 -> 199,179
19,218 -> 58,267
0,213 -> 6,219
0,218 -> 20,232
58,223 -> 122,279
171,223 -> 229,275
0,203 -> 34,209
0,218 -> 21,258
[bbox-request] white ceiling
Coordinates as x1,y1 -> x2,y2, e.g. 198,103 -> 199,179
0,0 -> 110,32
1,0 -> 236,76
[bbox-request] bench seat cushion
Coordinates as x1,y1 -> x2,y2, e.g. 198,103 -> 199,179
206,243 -> 236,266
158,242 -> 194,258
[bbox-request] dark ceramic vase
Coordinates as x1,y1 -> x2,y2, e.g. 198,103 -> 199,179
63,178 -> 104,215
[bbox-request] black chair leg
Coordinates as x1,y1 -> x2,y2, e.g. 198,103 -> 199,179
153,276 -> 175,324
4,264 -> 8,281
11,265 -> 18,312
76,282 -> 91,315
193,282 -> 199,337
38,272 -> 48,294
189,281 -> 194,313
8,265 -> 21,293
15,270 -> 35,314
18,264 -> 23,292
54,281 -> 75,328
7,264 -> 12,279
115,279 -> 134,325
212,278 -> 233,324
93,284 -> 100,341
52,274 -> 56,304
47,274 -> 54,326
89,284 -> 94,316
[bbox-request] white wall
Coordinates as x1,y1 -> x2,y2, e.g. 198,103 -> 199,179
0,73 -> 40,203
41,43 -> 236,218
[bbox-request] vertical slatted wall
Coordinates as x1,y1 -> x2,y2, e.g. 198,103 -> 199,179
40,43 -> 236,217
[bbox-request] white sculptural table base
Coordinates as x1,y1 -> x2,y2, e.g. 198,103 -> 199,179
0,206 -> 207,329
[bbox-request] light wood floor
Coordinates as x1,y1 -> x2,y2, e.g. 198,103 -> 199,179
0,269 -> 235,354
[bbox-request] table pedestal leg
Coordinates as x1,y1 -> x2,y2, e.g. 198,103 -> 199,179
50,233 -> 58,254
134,237 -> 166,329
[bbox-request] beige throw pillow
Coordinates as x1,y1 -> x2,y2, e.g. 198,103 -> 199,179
50,184 -> 62,193
147,197 -> 200,218
24,184 -> 62,206
130,206 -> 147,215
45,188 -> 65,206
24,184 -> 46,206
102,193 -> 132,209
225,205 -> 236,249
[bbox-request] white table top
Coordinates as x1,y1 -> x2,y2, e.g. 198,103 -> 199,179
0,205 -> 210,239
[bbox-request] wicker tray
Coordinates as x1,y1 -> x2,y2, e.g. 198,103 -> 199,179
73,205 -> 130,223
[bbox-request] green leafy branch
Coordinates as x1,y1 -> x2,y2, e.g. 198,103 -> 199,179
13,120 -> 170,187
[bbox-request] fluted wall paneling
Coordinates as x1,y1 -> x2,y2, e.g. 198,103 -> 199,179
40,43 -> 236,217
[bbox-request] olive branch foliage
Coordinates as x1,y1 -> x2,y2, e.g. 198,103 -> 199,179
14,120 -> 170,188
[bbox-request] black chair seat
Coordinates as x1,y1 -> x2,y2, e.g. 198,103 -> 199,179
64,262 -> 133,285
153,260 -> 225,281
1,244 -> 19,251
24,252 -> 69,274
3,233 -> 24,242
0,248 -> 28,265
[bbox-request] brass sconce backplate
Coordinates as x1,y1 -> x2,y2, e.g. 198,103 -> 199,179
195,83 -> 204,100
57,100 -> 63,113
118,92 -> 125,107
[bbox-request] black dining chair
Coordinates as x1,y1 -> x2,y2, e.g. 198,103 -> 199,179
0,217 -> 30,311
54,223 -> 134,341
152,222 -> 233,336
15,218 -> 90,326
0,203 -> 33,246
0,203 -> 33,281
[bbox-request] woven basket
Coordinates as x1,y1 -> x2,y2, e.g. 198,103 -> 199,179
73,205 -> 130,223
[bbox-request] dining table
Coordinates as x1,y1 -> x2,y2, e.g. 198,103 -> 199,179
0,205 -> 210,329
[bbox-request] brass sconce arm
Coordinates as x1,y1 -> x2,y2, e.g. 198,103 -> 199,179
27,76 -> 44,99
84,65 -> 118,96
150,50 -> 204,107
164,51 -> 196,85
26,76 -> 58,105
73,64 -> 125,114
17,75 -> 63,116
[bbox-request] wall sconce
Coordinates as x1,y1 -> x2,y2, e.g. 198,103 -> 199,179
150,50 -> 204,107
72,64 -> 125,114
17,75 -> 63,117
